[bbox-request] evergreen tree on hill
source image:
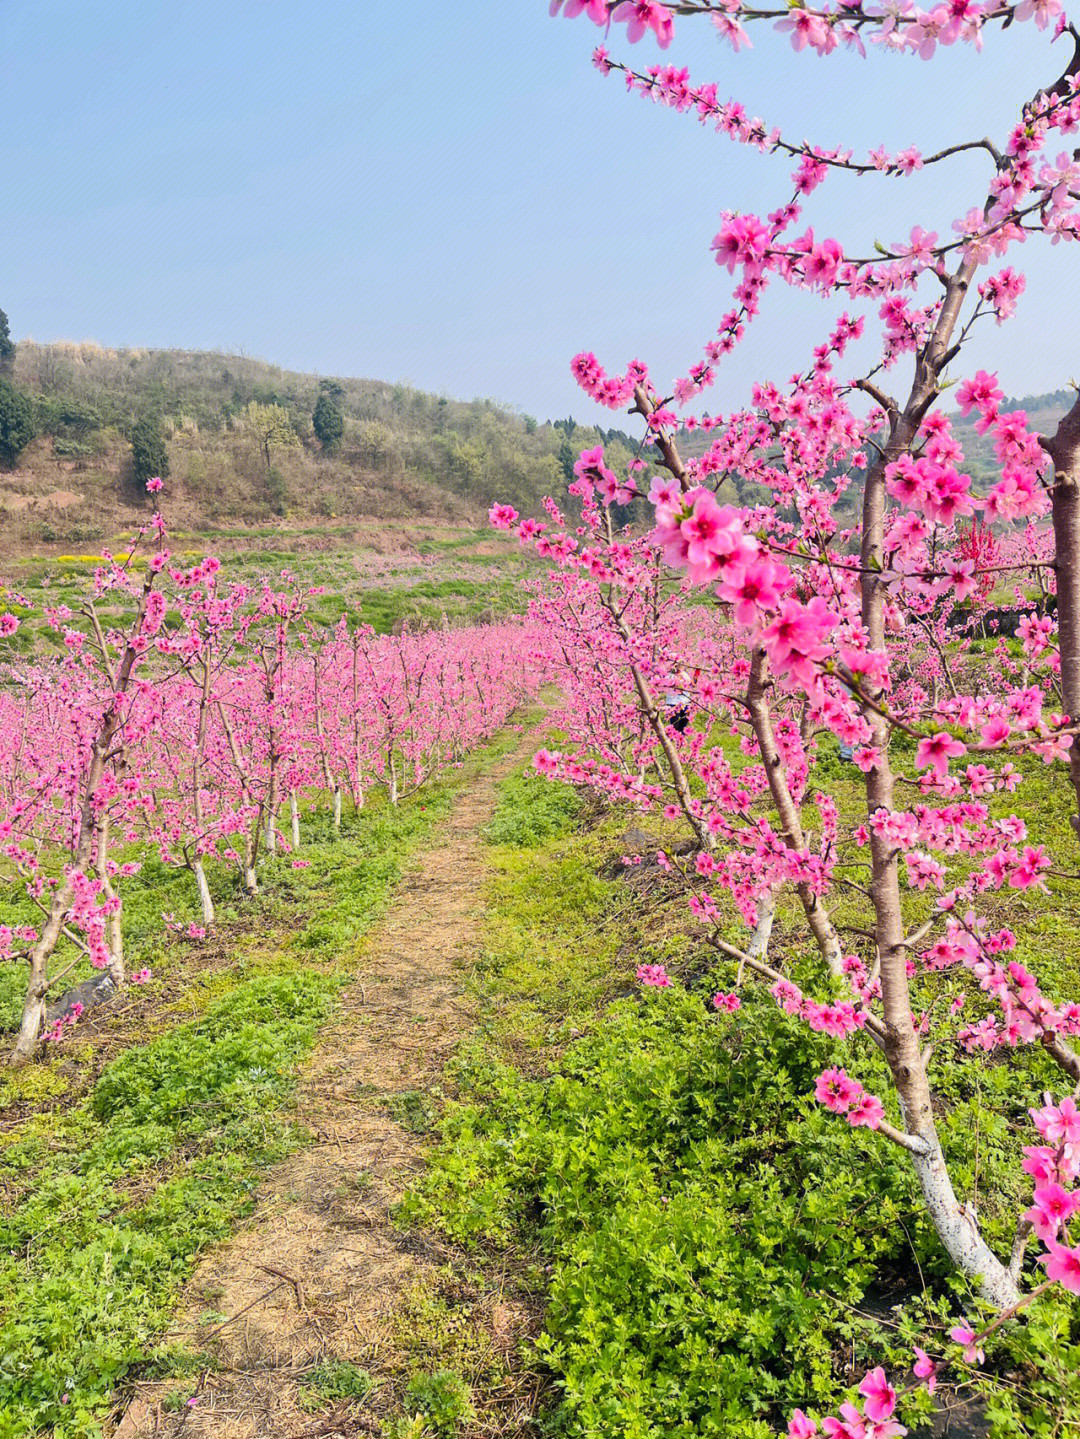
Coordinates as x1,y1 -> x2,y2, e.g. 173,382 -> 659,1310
130,413 -> 170,489
312,390 -> 344,452
0,310 -> 15,376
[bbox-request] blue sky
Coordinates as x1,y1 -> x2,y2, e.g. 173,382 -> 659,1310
2,1 -> 1076,422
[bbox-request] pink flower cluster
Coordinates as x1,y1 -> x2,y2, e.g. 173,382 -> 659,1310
1026,1097 -> 1080,1292
788,1366 -> 901,1437
653,487 -> 760,589
42,1001 -> 84,1044
813,1067 -> 886,1130
637,962 -> 672,987
570,351 -> 648,410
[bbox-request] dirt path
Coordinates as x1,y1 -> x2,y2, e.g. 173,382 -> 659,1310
113,735 -> 540,1439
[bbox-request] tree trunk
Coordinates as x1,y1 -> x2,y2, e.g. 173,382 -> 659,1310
746,649 -> 845,978
850,265 -> 1021,1305
600,592 -> 715,852
910,1139 -> 1021,1308
192,656 -> 214,928
242,833 -> 258,897
1045,395 -> 1080,836
96,814 -> 124,987
352,637 -> 366,812
194,858 -> 215,927
746,887 -> 776,961
10,880 -> 71,1064
290,791 -> 301,849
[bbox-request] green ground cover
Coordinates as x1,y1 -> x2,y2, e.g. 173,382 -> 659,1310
4,532 -> 537,645
402,750 -> 1080,1438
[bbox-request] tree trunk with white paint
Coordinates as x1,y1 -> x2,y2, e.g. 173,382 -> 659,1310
194,858 -> 215,927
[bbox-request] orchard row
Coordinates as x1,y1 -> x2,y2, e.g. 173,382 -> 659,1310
0,521 -> 548,1063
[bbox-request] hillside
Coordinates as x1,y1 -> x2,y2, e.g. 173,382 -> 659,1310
0,341 -> 646,558
957,387 -> 1073,484
2,340 -> 1070,562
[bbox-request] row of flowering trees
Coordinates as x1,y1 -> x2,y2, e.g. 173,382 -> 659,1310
0,505 -> 547,1064
493,0 -> 1080,1431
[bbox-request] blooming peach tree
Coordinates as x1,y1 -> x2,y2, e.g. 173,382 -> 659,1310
500,0 -> 1080,1429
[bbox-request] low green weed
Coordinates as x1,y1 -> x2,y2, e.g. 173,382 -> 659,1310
298,1360 -> 374,1412
485,769 -> 582,848
403,1370 -> 475,1435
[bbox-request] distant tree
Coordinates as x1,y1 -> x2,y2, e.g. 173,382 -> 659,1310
312,391 -> 344,453
265,465 -> 289,516
358,419 -> 400,472
37,398 -> 102,439
523,414 -> 537,435
243,401 -> 298,473
130,413 -> 170,489
558,437 -> 577,487
446,436 -> 484,492
0,379 -> 35,467
0,310 -> 14,376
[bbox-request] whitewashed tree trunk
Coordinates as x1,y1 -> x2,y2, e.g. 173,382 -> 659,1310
96,815 -> 124,987
290,791 -> 301,849
194,858 -> 215,928
242,833 -> 258,897
11,884 -> 71,1064
909,1139 -> 1021,1308
746,888 -> 776,961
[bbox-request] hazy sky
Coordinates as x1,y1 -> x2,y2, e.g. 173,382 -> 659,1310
3,2 -> 1076,423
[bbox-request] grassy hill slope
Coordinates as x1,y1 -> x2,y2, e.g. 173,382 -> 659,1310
1,341 -> 643,558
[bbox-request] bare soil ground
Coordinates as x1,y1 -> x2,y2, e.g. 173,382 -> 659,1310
111,737 -> 543,1439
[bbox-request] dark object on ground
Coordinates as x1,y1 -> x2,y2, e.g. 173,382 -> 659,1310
912,1392 -> 990,1437
619,827 -> 664,855
46,973 -> 117,1023
601,829 -> 696,879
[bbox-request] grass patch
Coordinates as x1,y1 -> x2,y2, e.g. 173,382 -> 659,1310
485,769 -> 582,848
297,1360 -> 374,1413
0,970 -> 340,1438
400,759 -> 1080,1439
385,1089 -> 437,1134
